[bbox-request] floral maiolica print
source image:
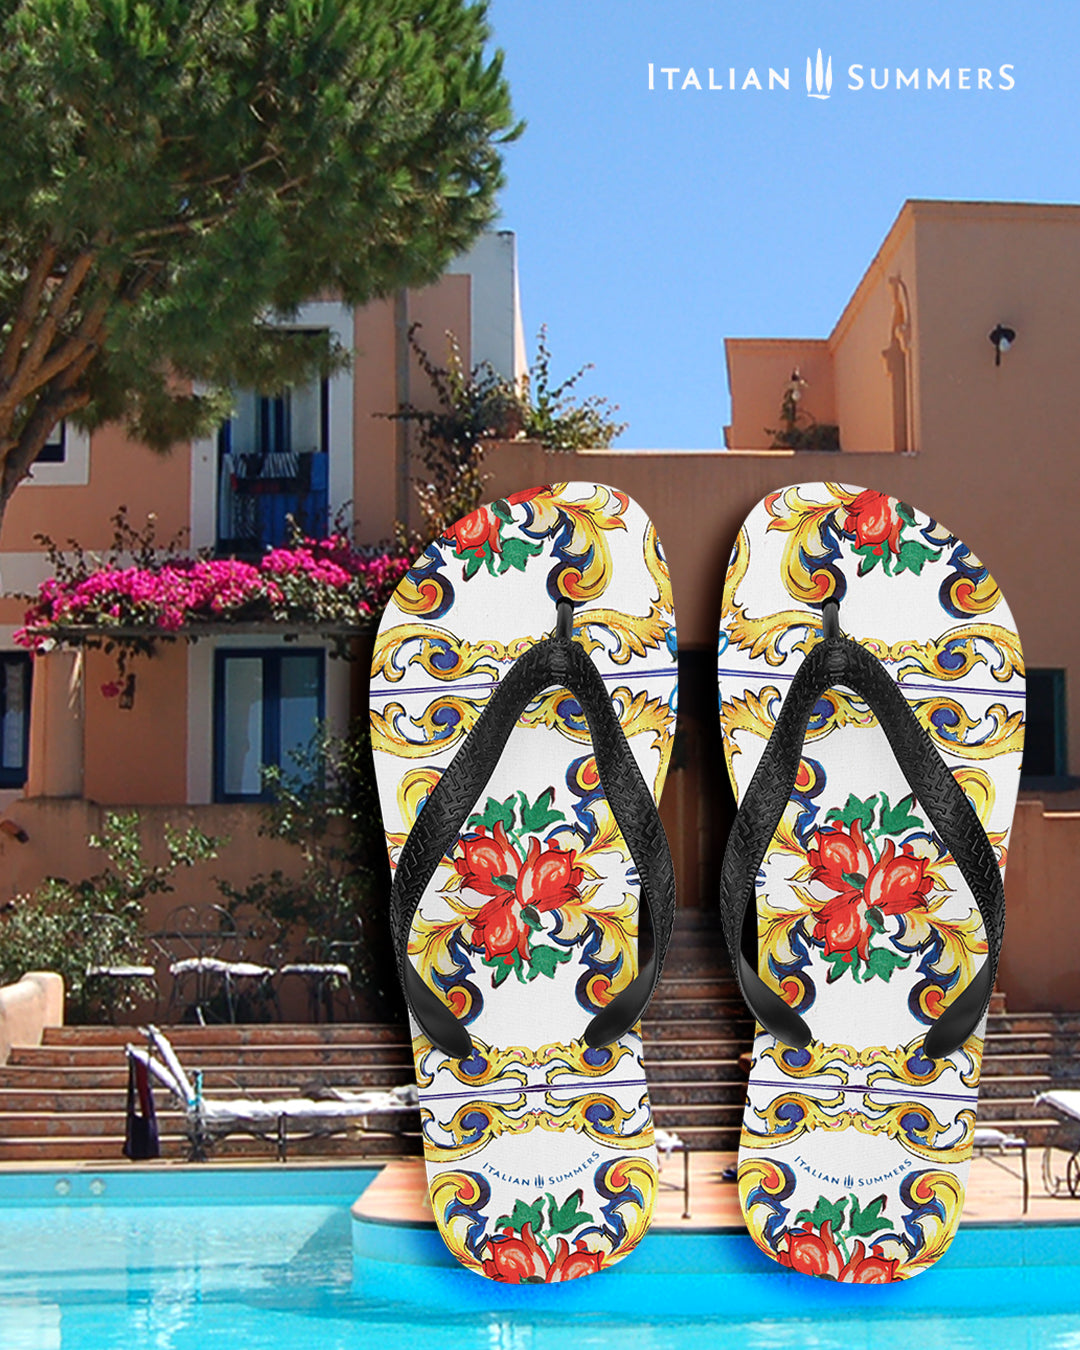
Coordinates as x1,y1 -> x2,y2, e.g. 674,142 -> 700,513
721,482 -> 1025,1282
371,483 -> 677,1282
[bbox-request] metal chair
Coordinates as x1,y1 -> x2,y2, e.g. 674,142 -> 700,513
151,903 -> 276,1024
82,911 -> 160,1024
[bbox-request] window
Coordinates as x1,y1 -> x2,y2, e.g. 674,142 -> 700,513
35,422 -> 66,464
216,341 -> 331,550
0,654 -> 32,788
213,649 -> 325,802
1021,669 -> 1067,780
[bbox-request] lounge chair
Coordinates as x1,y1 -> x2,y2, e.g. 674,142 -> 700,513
124,1023 -> 418,1161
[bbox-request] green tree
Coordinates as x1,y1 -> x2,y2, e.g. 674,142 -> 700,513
0,0 -> 520,523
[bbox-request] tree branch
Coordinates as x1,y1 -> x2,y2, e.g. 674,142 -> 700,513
0,239 -> 58,385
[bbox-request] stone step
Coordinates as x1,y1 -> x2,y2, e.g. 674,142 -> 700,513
643,1038 -> 752,1062
977,1074 -> 1051,1100
975,1096 -> 1057,1123
7,1043 -> 413,1069
644,998 -> 755,1022
981,1054 -> 1053,1078
41,1022 -> 407,1047
0,1059 -> 414,1090
0,1071 -> 415,1114
651,1102 -> 743,1127
645,1058 -> 743,1084
986,1013 -> 1063,1034
652,1124 -> 741,1151
642,1019 -> 754,1043
985,1032 -> 1054,1056
649,1082 -> 748,1107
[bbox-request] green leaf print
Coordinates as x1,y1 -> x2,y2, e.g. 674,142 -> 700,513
526,943 -> 573,980
487,947 -> 525,987
496,1195 -> 546,1234
864,905 -> 885,933
491,499 -> 514,525
467,795 -> 517,834
546,1189 -> 594,1235
862,946 -> 911,982
795,1194 -> 848,1231
846,1193 -> 892,1239
520,905 -> 543,931
519,787 -> 565,834
853,543 -> 886,577
826,793 -> 878,831
878,791 -> 924,837
498,537 -> 544,573
893,538 -> 941,577
824,949 -> 860,983
492,873 -> 516,891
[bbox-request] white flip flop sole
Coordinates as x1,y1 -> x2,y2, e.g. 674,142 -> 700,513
719,482 -> 1024,1283
371,482 -> 677,1283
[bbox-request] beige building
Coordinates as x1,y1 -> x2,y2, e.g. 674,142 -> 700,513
0,201 -> 1077,1012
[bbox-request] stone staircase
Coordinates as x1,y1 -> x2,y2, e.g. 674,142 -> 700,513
0,915 -> 1074,1161
0,1023 -> 419,1163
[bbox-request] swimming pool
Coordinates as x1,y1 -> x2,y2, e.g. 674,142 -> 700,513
1,1167 -> 1079,1349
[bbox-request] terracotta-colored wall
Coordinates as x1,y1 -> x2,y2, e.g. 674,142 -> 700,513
0,423 -> 192,553
353,296 -> 402,542
998,800 -> 1080,1010
0,796 -> 299,920
725,340 -> 834,450
830,219 -> 916,454
352,275 -> 472,540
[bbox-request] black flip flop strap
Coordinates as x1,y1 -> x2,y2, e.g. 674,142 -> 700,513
390,632 -> 676,1058
720,632 -> 1004,1060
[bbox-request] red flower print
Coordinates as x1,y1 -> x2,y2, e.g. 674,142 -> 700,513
843,490 -> 904,555
444,505 -> 502,558
807,822 -> 930,967
864,840 -> 933,915
838,1239 -> 901,1284
481,1224 -> 549,1281
456,822 -> 583,967
547,1237 -> 604,1281
808,820 -> 873,899
778,1219 -> 846,1279
480,1224 -> 602,1283
778,1221 -> 899,1283
815,891 -> 874,962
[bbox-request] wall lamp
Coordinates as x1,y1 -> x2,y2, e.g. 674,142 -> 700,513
989,324 -> 1016,366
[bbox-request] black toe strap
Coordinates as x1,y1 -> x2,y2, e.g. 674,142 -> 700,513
719,622 -> 1005,1061
390,622 -> 676,1059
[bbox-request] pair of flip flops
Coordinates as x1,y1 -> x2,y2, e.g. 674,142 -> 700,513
370,480 -> 1024,1286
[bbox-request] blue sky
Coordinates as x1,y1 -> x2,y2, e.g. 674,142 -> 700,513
487,1 -> 1080,447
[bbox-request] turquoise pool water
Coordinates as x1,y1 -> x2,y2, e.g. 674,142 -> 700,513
0,1167 -> 1078,1349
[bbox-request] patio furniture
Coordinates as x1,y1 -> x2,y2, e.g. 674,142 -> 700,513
972,1126 -> 1029,1214
150,904 -> 277,1024
125,1024 -> 418,1162
276,938 -> 359,1022
1036,1089 -> 1080,1198
83,912 -> 160,1023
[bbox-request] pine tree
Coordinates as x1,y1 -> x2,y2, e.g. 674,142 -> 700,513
0,0 -> 520,523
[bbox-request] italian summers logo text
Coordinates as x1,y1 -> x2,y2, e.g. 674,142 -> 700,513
646,52 -> 1015,97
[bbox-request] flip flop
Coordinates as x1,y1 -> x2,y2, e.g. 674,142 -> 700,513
718,482 -> 1024,1283
370,481 -> 678,1283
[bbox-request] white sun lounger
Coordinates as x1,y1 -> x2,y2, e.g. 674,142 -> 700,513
125,1023 -> 418,1161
